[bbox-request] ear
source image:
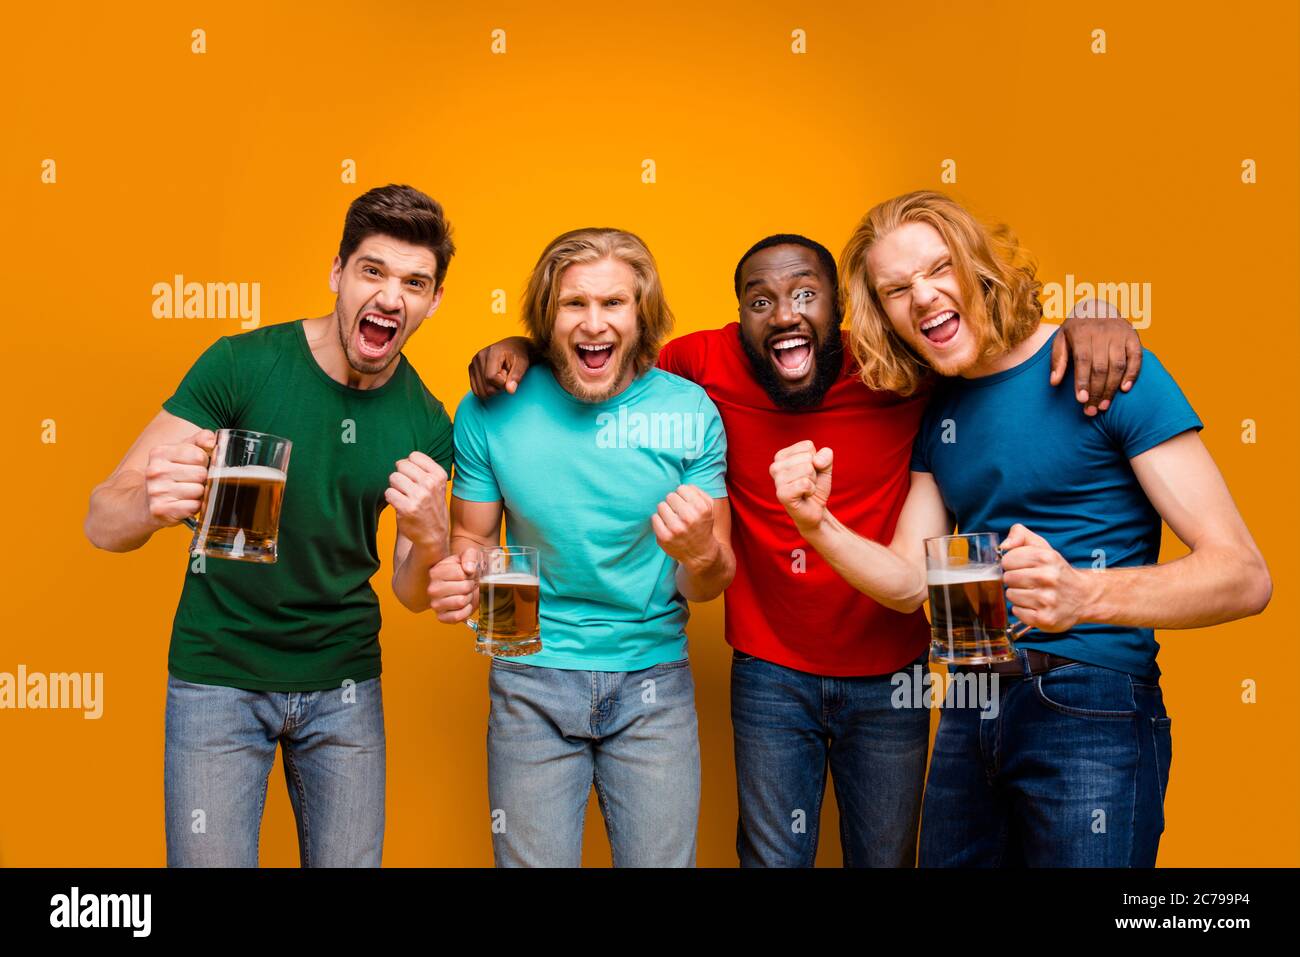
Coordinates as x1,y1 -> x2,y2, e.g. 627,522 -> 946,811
329,255 -> 342,294
425,284 -> 444,318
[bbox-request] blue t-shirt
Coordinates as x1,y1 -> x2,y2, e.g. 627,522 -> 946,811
910,331 -> 1203,678
452,365 -> 729,671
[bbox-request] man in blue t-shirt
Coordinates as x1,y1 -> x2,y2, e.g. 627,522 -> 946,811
427,227 -> 734,867
771,190 -> 1271,867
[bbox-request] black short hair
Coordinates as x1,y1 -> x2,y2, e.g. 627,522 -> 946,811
338,184 -> 456,288
733,233 -> 839,300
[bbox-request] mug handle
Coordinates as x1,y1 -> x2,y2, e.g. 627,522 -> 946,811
181,438 -> 219,534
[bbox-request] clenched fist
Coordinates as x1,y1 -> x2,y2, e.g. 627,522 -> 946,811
651,484 -> 718,569
427,547 -> 482,623
770,440 -> 833,531
385,451 -> 449,550
144,429 -> 217,527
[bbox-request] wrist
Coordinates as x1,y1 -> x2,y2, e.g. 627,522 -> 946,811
1078,566 -> 1108,624
681,538 -> 723,578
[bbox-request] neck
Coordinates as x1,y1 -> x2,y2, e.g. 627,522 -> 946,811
303,314 -> 400,390
961,322 -> 1051,379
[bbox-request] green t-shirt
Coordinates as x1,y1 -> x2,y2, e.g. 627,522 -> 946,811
161,319 -> 453,692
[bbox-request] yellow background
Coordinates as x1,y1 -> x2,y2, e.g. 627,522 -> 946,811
2,0 -> 1296,866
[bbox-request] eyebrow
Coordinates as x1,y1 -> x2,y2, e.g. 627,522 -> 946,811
356,255 -> 435,283
743,268 -> 819,293
876,253 -> 949,288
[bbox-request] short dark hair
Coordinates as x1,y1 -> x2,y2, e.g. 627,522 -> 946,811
733,233 -> 839,299
338,184 -> 456,288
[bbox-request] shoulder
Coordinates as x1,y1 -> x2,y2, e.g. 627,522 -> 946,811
642,367 -> 715,404
658,325 -> 734,371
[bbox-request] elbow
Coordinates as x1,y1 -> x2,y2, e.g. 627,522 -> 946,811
1241,554 -> 1273,618
883,590 -> 927,616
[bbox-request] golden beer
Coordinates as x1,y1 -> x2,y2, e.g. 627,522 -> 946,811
477,573 -> 541,656
927,566 -> 1012,664
192,465 -> 287,562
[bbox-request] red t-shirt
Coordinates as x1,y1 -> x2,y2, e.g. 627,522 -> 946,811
658,323 -> 931,676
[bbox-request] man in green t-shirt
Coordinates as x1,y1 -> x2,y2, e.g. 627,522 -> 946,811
85,184 -> 457,867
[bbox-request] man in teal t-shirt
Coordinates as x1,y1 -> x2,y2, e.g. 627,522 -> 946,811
85,185 -> 457,868
428,228 -> 735,867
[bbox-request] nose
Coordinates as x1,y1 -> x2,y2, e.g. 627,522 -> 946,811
772,294 -> 801,327
579,303 -> 609,336
912,277 -> 940,313
374,277 -> 404,314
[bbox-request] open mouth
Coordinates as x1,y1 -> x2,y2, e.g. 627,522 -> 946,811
768,334 -> 813,381
576,342 -> 615,375
919,309 -> 960,345
357,312 -> 400,358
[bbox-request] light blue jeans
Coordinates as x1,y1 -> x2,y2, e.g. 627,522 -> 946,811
486,657 -> 701,867
164,674 -> 386,867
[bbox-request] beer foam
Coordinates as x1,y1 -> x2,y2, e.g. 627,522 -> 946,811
480,572 -> 540,585
927,564 -> 1001,585
208,465 -> 287,482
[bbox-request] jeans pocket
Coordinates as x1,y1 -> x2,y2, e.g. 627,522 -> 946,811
731,649 -> 758,664
1033,664 -> 1139,718
1151,716 -> 1173,811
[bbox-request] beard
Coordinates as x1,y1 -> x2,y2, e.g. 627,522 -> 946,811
546,335 -> 641,403
739,318 -> 845,410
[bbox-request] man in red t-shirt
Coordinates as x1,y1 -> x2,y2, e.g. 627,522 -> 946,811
467,234 -> 1138,866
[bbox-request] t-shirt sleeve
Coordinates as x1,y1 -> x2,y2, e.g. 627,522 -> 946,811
450,391 -> 501,503
161,337 -> 239,430
423,395 -> 455,475
683,393 -> 728,498
1098,350 -> 1203,458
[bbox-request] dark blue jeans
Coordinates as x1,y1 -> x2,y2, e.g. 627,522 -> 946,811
919,653 -> 1173,867
730,648 -> 930,867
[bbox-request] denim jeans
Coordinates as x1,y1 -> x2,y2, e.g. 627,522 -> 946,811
486,657 -> 700,867
919,652 -> 1173,867
730,648 -> 931,867
164,674 -> 386,867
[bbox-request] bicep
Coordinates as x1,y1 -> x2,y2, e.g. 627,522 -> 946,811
451,495 -> 505,544
1129,430 -> 1257,553
105,409 -> 205,481
887,471 -> 953,564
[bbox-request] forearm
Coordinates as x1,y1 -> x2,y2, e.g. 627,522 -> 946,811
675,539 -> 735,602
1083,544 -> 1272,629
801,511 -> 928,613
84,472 -> 164,553
392,539 -> 449,613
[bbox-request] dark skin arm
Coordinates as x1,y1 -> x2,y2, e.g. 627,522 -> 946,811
1051,298 -> 1143,416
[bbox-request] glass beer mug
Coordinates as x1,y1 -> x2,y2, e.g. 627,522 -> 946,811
470,545 -> 541,657
924,532 -> 1021,665
184,429 -> 292,563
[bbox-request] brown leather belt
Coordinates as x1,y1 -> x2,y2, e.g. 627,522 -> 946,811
952,649 -> 1077,677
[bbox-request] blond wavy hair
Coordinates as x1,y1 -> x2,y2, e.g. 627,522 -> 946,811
521,227 -> 673,375
840,191 -> 1043,396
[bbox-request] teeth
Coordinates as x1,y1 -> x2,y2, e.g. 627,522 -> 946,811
921,310 -> 957,331
577,343 -> 613,351
364,315 -> 399,329
771,338 -> 809,350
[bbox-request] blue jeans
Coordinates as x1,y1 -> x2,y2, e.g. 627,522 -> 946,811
919,653 -> 1173,867
730,649 -> 931,867
486,657 -> 700,867
164,674 -> 386,867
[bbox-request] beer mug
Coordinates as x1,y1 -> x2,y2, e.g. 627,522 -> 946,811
924,532 -> 1025,665
470,545 -> 541,657
184,429 -> 292,563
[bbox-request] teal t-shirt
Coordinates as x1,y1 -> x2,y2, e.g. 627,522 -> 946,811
452,366 -> 728,671
161,319 -> 454,692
